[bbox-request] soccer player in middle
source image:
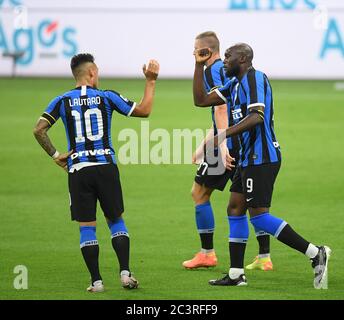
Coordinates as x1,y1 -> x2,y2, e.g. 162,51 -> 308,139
182,31 -> 273,271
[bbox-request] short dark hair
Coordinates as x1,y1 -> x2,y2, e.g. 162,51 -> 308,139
231,43 -> 254,62
70,53 -> 95,76
195,31 -> 220,53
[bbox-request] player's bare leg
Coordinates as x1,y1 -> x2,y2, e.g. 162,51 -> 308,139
79,221 -> 104,293
191,182 -> 213,206
183,183 -> 217,269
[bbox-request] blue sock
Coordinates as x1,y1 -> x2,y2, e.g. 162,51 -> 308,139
108,217 -> 129,238
253,226 -> 269,237
195,201 -> 215,250
195,201 -> 215,233
79,226 -> 101,283
228,215 -> 249,243
228,215 -> 249,269
253,225 -> 270,255
108,218 -> 130,272
80,226 -> 98,248
250,212 -> 287,238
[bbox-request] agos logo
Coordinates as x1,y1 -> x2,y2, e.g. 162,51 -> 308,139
0,1 -> 78,65
228,0 -> 317,10
0,0 -> 22,6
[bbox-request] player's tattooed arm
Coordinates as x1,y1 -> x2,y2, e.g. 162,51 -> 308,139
193,48 -> 224,107
33,118 -> 72,171
33,118 -> 57,156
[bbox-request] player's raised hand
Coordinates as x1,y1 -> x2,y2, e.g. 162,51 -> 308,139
143,59 -> 159,81
54,149 -> 74,172
194,48 -> 212,65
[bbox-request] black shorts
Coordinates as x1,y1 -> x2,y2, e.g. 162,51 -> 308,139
68,163 -> 124,222
194,152 -> 237,191
230,162 -> 281,208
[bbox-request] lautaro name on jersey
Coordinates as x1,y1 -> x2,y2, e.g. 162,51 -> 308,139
40,85 -> 136,172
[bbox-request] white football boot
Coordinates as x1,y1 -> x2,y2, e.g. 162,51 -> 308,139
86,280 -> 104,293
120,270 -> 139,289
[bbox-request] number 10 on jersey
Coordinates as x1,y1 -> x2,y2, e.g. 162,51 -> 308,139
71,108 -> 104,143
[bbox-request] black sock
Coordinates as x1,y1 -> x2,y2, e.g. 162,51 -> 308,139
277,224 -> 310,254
111,235 -> 130,272
256,235 -> 270,255
200,233 -> 214,250
81,245 -> 102,283
229,242 -> 246,268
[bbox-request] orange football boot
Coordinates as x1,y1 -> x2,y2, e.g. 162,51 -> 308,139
183,252 -> 218,269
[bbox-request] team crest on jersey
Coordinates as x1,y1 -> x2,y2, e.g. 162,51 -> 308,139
232,108 -> 243,121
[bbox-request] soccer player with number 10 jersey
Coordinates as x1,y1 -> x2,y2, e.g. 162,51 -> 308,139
33,53 -> 159,292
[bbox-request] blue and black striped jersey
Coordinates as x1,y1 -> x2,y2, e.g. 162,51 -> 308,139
203,59 -> 239,156
216,68 -> 281,167
41,85 -> 135,170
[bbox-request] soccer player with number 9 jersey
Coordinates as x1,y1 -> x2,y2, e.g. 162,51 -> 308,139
193,43 -> 331,289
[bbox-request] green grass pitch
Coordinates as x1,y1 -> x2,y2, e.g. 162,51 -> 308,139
0,77 -> 343,300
